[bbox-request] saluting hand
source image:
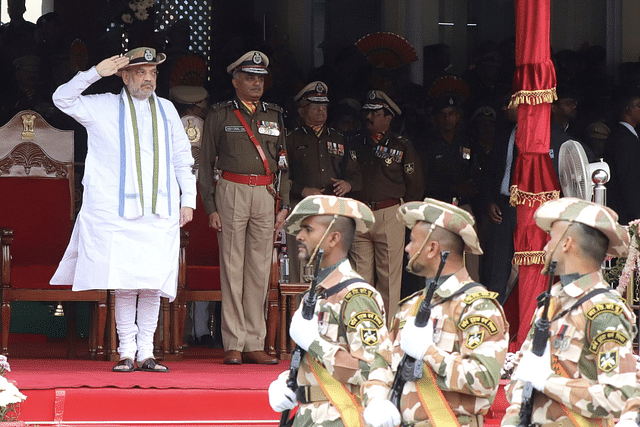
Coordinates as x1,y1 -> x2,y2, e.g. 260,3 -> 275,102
95,55 -> 130,77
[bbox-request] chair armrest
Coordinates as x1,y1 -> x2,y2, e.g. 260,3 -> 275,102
1,227 -> 13,287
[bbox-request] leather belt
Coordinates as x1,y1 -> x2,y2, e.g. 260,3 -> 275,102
221,171 -> 274,186
296,385 -> 328,404
402,414 -> 483,427
366,199 -> 401,211
296,384 -> 359,404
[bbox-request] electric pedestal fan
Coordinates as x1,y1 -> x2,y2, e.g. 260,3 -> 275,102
558,140 -> 610,205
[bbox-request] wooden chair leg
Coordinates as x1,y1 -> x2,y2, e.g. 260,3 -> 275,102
96,300 -> 107,360
162,298 -> 170,360
65,302 -> 78,359
279,292 -> 288,359
266,290 -> 278,357
2,301 -> 11,356
107,291 -> 119,361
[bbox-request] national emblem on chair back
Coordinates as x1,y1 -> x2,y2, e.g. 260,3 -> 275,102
0,110 -> 107,359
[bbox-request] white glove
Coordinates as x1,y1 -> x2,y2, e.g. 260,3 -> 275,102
289,306 -> 320,351
363,399 -> 401,427
268,376 -> 297,412
615,419 -> 639,427
513,343 -> 553,392
400,316 -> 434,361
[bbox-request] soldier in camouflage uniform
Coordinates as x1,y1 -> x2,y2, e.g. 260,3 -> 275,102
363,198 -> 509,427
503,197 -> 637,427
614,392 -> 640,427
268,195 -> 395,427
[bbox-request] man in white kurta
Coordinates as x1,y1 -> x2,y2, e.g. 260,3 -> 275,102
50,47 -> 196,372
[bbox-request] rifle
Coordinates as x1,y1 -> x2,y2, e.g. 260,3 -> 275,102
389,251 -> 450,409
279,249 -> 324,427
518,260 -> 557,427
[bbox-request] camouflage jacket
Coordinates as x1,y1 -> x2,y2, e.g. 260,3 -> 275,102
502,271 -> 637,426
293,258 -> 394,427
390,269 -> 509,426
618,387 -> 640,422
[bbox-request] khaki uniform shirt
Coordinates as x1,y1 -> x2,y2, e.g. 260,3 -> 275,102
199,98 -> 291,214
286,125 -> 362,205
349,131 -> 424,203
391,269 -> 509,426
292,258 -> 394,427
502,271 -> 637,426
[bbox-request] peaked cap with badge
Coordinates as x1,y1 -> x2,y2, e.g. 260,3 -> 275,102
226,50 -> 269,75
170,85 -> 209,108
430,94 -> 462,115
362,90 -> 401,116
284,195 -> 375,235
294,81 -> 329,104
534,197 -> 630,258
117,47 -> 166,76
397,197 -> 483,255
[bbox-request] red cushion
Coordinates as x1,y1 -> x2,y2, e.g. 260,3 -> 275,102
182,193 -> 219,266
185,266 -> 221,290
11,265 -> 72,290
0,177 -> 72,267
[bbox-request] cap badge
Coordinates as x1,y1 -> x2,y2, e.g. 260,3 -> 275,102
448,97 -> 454,105
144,49 -> 154,61
253,52 -> 262,64
316,82 -> 324,93
369,91 -> 376,100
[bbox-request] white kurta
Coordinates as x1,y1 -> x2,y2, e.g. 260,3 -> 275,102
50,67 -> 197,301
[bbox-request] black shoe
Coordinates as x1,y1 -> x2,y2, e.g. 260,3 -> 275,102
199,334 -> 214,347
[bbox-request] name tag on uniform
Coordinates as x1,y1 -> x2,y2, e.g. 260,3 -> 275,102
225,126 -> 245,133
257,121 -> 281,136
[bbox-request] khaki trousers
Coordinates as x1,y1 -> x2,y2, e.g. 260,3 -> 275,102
348,204 -> 405,323
215,178 -> 274,352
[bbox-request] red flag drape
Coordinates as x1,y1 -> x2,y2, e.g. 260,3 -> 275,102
506,0 -> 560,350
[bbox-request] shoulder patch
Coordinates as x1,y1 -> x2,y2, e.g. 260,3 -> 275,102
466,331 -> 485,349
463,291 -> 499,305
586,303 -> 623,320
344,288 -> 375,302
588,330 -> 629,354
361,328 -> 380,346
347,311 -> 384,330
598,350 -> 619,372
458,315 -> 499,335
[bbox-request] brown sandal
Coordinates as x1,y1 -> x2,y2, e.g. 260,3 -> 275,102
137,358 -> 169,372
112,358 -> 135,372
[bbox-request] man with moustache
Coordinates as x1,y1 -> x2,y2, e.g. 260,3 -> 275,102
268,195 -> 395,427
286,81 -> 362,281
199,50 -> 290,365
349,90 -> 424,321
364,198 -> 508,427
50,47 -> 196,372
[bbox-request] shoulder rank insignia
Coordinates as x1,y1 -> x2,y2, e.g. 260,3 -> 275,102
586,303 -> 623,320
361,328 -> 380,346
347,311 -> 384,330
463,291 -> 499,305
466,331 -> 485,349
598,350 -> 619,372
588,330 -> 629,354
458,315 -> 498,335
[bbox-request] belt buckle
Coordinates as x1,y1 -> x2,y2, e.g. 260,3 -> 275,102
248,174 -> 258,186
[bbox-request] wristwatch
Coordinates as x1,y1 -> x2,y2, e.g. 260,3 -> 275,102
280,205 -> 291,212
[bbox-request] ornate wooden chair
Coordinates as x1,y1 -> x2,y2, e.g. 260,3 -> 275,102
169,115 -> 279,359
0,110 -> 108,359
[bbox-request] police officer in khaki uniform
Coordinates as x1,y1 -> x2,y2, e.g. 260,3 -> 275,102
364,198 -> 509,427
199,50 -> 291,365
268,195 -> 395,427
286,81 -> 363,281
502,198 -> 637,427
349,90 -> 424,322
